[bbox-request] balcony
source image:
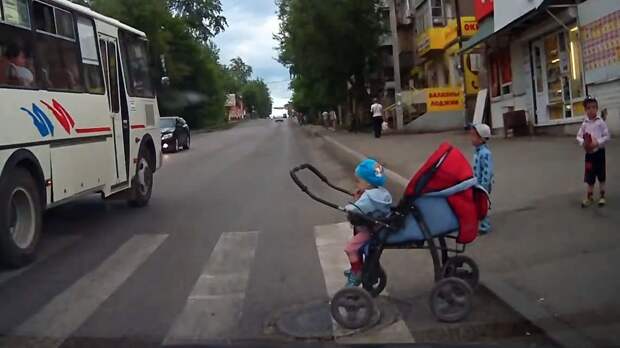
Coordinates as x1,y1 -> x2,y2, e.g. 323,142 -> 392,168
416,17 -> 479,57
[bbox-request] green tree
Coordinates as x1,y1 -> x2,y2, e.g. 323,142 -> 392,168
228,57 -> 253,85
276,0 -> 383,119
168,0 -> 227,42
241,79 -> 272,119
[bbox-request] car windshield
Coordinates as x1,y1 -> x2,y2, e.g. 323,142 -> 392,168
3,1 -> 609,348
160,118 -> 176,128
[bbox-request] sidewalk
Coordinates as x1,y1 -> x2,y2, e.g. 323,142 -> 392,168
303,125 -> 620,348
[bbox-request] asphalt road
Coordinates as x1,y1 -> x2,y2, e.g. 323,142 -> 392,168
0,119 -> 554,348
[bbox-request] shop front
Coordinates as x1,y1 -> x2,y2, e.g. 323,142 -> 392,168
530,27 -> 586,124
476,2 -> 589,133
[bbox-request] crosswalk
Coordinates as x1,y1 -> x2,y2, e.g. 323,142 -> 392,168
0,223 -> 417,345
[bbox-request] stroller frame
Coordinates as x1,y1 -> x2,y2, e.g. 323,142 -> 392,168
290,162 -> 479,326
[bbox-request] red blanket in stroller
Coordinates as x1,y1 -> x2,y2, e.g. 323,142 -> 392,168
404,142 -> 486,244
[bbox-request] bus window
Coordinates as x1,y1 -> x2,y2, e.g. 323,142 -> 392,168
120,31 -> 154,98
99,39 -> 110,107
54,8 -> 75,40
107,42 -> 120,113
0,0 -> 36,88
2,0 -> 31,28
33,1 -> 83,92
77,16 -> 103,94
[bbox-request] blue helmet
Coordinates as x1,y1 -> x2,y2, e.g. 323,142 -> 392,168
355,158 -> 386,187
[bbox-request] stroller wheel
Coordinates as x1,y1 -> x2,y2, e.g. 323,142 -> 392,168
430,277 -> 473,323
362,266 -> 387,297
441,255 -> 479,289
331,287 -> 376,330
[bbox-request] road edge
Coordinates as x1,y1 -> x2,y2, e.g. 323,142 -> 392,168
300,125 -> 595,348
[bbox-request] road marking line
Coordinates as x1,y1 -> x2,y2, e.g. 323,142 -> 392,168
314,222 -> 415,343
0,235 -> 82,287
164,231 -> 258,345
12,234 -> 168,345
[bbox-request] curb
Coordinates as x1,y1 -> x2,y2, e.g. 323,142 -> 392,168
301,125 -> 595,348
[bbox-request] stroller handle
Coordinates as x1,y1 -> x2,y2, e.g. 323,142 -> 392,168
290,163 -> 353,211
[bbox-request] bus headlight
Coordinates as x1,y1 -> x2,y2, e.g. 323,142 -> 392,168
162,133 -> 173,140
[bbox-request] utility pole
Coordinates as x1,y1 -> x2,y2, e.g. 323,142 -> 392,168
454,0 -> 467,126
388,0 -> 404,130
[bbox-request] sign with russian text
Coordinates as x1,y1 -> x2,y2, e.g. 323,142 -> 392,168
427,87 -> 464,112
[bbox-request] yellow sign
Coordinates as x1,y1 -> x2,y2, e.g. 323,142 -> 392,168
427,87 -> 464,112
461,17 -> 479,38
464,53 -> 480,95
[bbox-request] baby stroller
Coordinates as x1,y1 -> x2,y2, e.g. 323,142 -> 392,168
290,142 -> 490,329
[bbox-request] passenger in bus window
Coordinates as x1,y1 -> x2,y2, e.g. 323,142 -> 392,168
0,42 -> 35,87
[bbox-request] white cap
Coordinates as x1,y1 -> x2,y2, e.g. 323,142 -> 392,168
472,123 -> 491,140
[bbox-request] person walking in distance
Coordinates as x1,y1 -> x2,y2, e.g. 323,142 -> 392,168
370,98 -> 384,138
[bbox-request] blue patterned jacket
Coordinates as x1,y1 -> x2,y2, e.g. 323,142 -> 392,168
473,143 -> 494,193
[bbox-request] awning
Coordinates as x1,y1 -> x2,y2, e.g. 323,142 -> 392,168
458,17 -> 494,54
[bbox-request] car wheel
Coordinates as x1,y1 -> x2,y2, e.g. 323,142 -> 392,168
184,135 -> 190,150
0,167 -> 42,268
128,147 -> 153,207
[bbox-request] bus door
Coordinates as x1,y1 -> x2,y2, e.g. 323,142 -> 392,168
99,36 -> 128,184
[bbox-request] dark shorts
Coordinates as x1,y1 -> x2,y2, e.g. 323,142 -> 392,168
584,148 -> 606,185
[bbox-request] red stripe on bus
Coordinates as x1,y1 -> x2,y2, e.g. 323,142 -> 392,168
131,124 -> 146,129
75,127 -> 112,134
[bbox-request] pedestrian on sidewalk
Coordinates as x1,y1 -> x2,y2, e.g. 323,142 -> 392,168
577,96 -> 610,207
322,111 -> 329,128
469,123 -> 494,234
370,98 -> 384,138
343,159 -> 392,287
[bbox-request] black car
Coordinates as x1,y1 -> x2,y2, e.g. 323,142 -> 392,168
160,117 -> 190,152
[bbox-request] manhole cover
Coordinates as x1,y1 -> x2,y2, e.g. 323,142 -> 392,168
273,297 -> 399,339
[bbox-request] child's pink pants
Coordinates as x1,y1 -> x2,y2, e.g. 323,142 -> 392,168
344,229 -> 370,263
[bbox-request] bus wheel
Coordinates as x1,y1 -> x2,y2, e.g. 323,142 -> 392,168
128,148 -> 153,207
0,167 -> 42,268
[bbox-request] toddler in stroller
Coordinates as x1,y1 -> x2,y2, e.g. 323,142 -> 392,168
343,158 -> 392,287
290,142 -> 490,327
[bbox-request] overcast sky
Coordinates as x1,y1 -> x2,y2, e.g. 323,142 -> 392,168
213,0 -> 291,115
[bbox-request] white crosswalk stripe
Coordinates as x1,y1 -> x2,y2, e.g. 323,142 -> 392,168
164,231 -> 259,345
314,222 -> 415,344
10,234 -> 168,347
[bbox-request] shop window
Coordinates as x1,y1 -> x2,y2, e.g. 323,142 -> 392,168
542,30 -> 585,119
489,50 -> 512,98
2,0 -> 31,28
77,16 -> 103,94
120,31 -> 154,98
0,22 -> 36,88
568,27 -> 584,101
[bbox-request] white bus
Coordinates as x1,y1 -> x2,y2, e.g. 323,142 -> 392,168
0,0 -> 162,267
